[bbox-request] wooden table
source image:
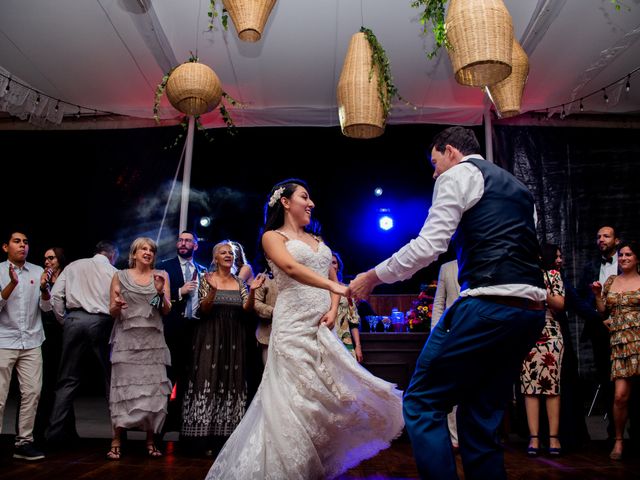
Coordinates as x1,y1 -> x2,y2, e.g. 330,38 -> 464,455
360,332 -> 428,391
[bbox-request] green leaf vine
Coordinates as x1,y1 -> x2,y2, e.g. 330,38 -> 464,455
208,1 -> 229,31
359,27 -> 413,120
410,0 -> 452,59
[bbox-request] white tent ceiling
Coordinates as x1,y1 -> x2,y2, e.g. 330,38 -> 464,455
1,0 -> 639,129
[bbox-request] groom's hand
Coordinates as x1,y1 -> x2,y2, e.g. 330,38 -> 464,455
347,269 -> 381,301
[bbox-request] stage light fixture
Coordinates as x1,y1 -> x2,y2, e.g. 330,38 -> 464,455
379,215 -> 394,231
374,187 -> 383,197
199,216 -> 212,227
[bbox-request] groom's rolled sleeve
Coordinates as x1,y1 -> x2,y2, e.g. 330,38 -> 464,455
374,163 -> 483,284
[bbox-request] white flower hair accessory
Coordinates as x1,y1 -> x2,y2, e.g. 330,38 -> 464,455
268,186 -> 285,207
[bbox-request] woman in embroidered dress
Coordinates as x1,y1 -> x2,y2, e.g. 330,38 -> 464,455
592,240 -> 640,460
520,243 -> 565,457
330,251 -> 363,362
206,179 -> 403,480
107,237 -> 172,460
181,241 -> 264,457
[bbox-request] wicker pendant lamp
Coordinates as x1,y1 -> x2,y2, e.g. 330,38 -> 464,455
446,0 -> 513,87
336,32 -> 385,139
165,62 -> 223,116
222,0 -> 277,43
487,39 -> 529,118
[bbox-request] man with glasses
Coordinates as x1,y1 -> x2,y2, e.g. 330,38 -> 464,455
157,231 -> 207,437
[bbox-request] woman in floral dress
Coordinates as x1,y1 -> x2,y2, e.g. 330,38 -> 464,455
592,240 -> 640,460
520,243 -> 565,456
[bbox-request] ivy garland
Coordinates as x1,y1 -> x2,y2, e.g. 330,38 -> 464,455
359,27 -> 412,120
208,0 -> 229,31
410,0 -> 452,59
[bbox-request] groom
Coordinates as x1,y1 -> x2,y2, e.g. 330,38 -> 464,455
349,126 -> 546,480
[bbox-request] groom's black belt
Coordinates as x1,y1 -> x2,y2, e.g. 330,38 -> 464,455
476,295 -> 545,311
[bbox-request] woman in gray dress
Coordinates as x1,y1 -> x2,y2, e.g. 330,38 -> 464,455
107,237 -> 172,460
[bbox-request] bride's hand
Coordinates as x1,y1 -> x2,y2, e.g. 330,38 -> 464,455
319,310 -> 336,330
331,282 -> 348,297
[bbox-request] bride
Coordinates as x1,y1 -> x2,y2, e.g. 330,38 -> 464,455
206,179 -> 404,479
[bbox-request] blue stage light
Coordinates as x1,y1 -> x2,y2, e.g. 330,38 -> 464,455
374,187 -> 383,197
199,216 -> 212,227
379,215 -> 394,231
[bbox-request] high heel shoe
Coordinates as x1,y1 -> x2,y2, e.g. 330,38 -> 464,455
527,435 -> 541,457
548,435 -> 562,456
609,438 -> 623,461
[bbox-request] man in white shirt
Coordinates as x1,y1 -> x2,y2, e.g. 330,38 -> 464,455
349,126 -> 546,480
0,230 -> 52,461
45,240 -> 118,447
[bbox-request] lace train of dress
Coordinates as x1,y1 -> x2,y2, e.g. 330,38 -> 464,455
206,239 -> 404,479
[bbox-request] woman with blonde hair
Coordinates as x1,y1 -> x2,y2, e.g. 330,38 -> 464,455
107,237 -> 172,460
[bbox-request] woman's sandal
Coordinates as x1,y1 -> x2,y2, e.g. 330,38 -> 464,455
527,435 -> 541,457
146,443 -> 163,458
106,444 -> 121,460
548,435 -> 562,456
610,437 -> 624,461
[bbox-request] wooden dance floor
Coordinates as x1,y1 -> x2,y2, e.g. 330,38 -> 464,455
1,396 -> 638,479
1,434 -> 639,479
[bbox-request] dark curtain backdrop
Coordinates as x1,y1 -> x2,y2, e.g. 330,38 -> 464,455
494,125 -> 640,378
2,124 -> 483,294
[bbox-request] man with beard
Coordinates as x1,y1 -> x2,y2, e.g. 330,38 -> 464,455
580,225 -> 620,440
157,231 -> 207,436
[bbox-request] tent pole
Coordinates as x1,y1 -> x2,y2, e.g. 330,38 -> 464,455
483,109 -> 494,163
179,115 -> 196,232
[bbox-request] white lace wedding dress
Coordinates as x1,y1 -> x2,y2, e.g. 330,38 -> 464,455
206,237 -> 404,480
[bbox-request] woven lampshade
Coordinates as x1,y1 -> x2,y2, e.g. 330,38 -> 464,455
446,0 -> 513,87
336,32 -> 385,139
223,0 -> 277,43
487,40 -> 529,118
165,62 -> 222,116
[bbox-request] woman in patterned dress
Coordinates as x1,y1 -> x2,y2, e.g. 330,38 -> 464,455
592,240 -> 640,460
107,237 -> 172,460
329,251 -> 363,362
180,241 -> 264,456
520,243 -> 565,456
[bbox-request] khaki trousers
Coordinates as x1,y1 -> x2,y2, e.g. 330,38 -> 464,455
0,347 -> 43,445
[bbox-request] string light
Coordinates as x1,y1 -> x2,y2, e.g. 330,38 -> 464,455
534,66 -> 639,116
0,71 -> 119,122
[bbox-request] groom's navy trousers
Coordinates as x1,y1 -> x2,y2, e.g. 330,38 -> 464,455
403,296 -> 545,480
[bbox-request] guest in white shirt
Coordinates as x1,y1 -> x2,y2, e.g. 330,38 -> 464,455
0,230 -> 52,461
45,240 -> 118,447
431,259 -> 461,451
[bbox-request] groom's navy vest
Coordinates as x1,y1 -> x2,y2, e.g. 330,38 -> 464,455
452,157 -> 544,292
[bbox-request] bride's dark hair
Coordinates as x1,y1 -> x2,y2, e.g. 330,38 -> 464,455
258,179 -> 321,274
262,178 -> 320,235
